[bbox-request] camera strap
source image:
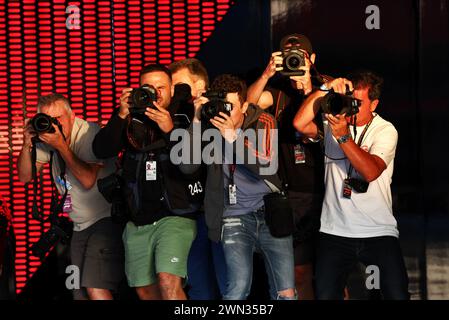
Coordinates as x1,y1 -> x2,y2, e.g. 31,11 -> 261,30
346,114 -> 377,179
31,142 -> 68,223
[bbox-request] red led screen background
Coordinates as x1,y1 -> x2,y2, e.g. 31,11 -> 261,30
0,0 -> 234,293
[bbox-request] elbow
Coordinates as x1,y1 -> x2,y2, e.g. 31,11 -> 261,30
81,171 -> 98,190
364,171 -> 382,183
18,174 -> 31,184
81,178 -> 96,190
293,116 -> 305,133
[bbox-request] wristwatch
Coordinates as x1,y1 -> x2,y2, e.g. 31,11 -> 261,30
337,134 -> 351,144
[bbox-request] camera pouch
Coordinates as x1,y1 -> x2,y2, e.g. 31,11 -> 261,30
263,192 -> 294,238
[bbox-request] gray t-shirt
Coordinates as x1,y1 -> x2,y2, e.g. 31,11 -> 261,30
223,164 -> 271,217
36,117 -> 115,231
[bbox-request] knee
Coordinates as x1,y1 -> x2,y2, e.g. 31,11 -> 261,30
224,278 -> 251,300
158,272 -> 182,292
86,287 -> 113,300
295,265 -> 313,285
277,288 -> 297,300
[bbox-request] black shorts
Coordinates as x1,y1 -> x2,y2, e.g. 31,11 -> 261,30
70,217 -> 125,300
288,191 -> 323,266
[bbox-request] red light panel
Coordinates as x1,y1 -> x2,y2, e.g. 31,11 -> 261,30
0,0 -> 233,294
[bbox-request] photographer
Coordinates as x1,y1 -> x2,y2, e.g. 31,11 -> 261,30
178,74 -> 296,300
16,94 -> 124,300
293,70 -> 409,299
247,34 -> 324,300
92,64 -> 202,300
169,58 -> 227,300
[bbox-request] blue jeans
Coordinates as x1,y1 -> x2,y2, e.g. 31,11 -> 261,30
221,210 -> 295,300
187,214 -> 227,299
315,233 -> 409,300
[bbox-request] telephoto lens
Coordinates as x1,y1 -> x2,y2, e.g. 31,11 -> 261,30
320,91 -> 361,116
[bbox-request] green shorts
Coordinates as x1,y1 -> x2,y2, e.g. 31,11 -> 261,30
123,216 -> 196,287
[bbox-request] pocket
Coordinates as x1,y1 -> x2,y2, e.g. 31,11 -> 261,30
99,248 -> 124,284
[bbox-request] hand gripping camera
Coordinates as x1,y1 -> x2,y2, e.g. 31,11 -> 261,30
200,91 -> 232,124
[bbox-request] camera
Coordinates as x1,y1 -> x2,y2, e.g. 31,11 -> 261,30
320,89 -> 361,116
346,178 -> 369,193
97,173 -> 128,224
200,91 -> 232,123
129,84 -> 158,114
280,34 -> 307,76
31,215 -> 72,261
31,113 -> 62,134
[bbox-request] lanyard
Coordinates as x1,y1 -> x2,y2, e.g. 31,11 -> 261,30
347,114 -> 377,178
229,164 -> 236,185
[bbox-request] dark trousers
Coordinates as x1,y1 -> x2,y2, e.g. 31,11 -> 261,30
315,232 -> 409,300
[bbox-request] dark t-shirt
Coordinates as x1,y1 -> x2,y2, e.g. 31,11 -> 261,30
267,81 -> 324,194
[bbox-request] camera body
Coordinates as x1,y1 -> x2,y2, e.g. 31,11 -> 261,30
281,48 -> 306,76
129,84 -> 158,114
320,89 -> 361,116
97,173 -> 128,224
31,113 -> 62,134
31,215 -> 72,260
200,91 -> 232,123
345,177 -> 369,193
280,34 -> 307,76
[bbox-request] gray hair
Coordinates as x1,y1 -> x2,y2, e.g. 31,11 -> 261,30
37,93 -> 72,114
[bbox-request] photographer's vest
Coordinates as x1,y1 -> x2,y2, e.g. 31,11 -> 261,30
121,143 -> 205,226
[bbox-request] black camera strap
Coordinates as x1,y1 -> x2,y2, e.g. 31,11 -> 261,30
30,140 -> 68,223
346,114 -> 377,179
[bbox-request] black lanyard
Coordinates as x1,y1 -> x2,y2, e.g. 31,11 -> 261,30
229,164 -> 236,185
347,114 -> 377,178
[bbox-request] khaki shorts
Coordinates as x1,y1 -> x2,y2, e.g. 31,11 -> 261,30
123,216 -> 196,287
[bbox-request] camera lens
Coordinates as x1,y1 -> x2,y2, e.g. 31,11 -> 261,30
327,94 -> 344,115
130,85 -> 158,113
31,113 -> 55,133
202,102 -> 218,121
285,52 -> 304,71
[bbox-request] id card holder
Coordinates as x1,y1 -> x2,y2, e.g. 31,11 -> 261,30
63,194 -> 73,213
146,161 -> 157,181
343,178 -> 352,199
228,184 -> 237,205
294,144 -> 306,164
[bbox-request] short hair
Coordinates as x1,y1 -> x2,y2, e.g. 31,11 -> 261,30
210,74 -> 247,103
348,70 -> 384,101
37,93 -> 71,113
140,63 -> 172,80
168,58 -> 209,87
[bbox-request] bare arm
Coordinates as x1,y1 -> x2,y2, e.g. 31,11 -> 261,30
17,120 -> 44,183
293,90 -> 326,139
17,143 -> 44,183
330,129 -> 387,182
39,124 -> 100,190
247,52 -> 282,105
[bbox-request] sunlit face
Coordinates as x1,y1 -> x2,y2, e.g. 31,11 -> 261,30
172,67 -> 206,98
140,71 -> 173,109
40,100 -> 75,140
348,86 -> 378,124
226,92 -> 246,128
